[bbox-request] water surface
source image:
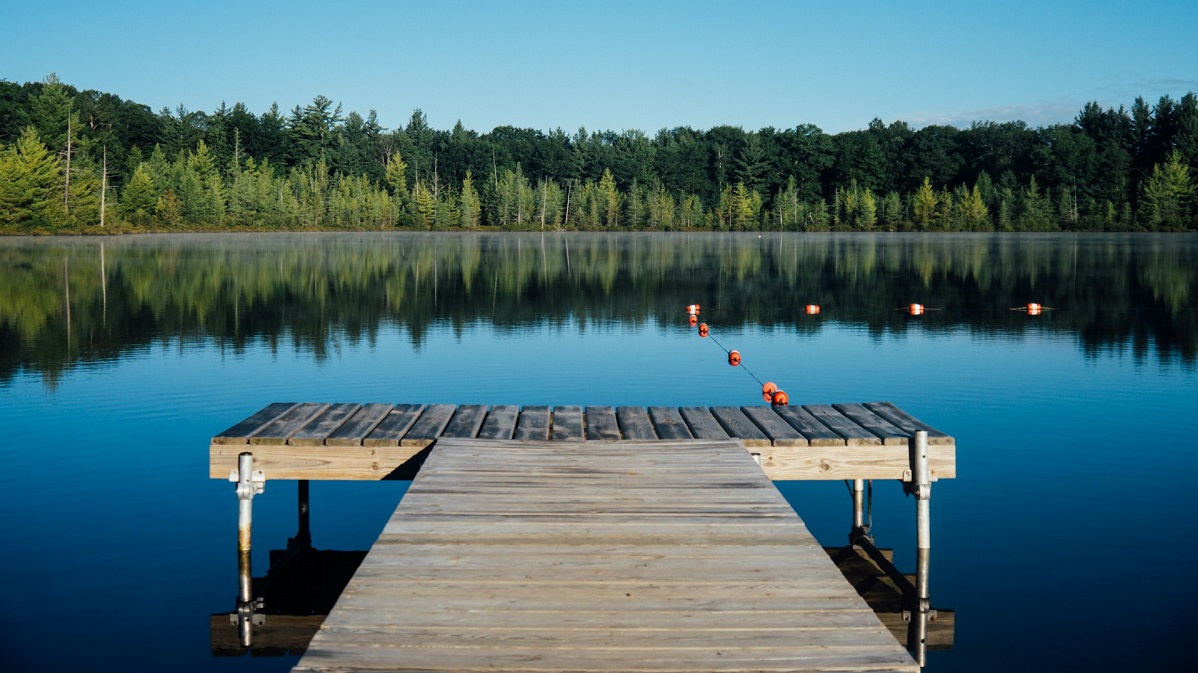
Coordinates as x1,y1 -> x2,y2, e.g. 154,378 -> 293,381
1,232 -> 1195,672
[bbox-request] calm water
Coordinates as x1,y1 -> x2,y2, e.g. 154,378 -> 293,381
1,232 -> 1195,672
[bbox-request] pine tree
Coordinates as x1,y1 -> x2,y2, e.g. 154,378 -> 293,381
1140,151 -> 1195,229
0,127 -> 63,228
459,171 -> 481,228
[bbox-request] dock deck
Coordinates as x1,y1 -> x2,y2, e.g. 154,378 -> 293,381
210,402 -> 955,482
292,437 -> 920,672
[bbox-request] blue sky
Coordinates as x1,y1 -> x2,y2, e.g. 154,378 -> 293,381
3,0 -> 1197,135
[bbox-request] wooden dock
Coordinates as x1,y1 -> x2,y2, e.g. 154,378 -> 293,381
291,438 -> 920,672
211,401 -> 954,670
210,402 -> 955,482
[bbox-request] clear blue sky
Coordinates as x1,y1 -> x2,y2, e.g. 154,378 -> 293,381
4,0 -> 1197,135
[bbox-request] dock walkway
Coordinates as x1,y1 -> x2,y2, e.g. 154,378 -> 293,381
292,437 -> 920,672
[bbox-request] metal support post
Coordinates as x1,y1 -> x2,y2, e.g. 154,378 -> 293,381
296,479 -> 311,550
905,430 -> 932,667
849,479 -> 873,546
230,452 -> 265,647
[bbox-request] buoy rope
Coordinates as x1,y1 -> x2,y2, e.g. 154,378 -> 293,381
705,327 -> 768,389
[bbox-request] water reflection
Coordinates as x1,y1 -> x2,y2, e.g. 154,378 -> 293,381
3,232 -> 1194,385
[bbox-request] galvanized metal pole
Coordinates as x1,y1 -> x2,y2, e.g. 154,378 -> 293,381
908,431 -> 931,667
233,452 -> 265,647
849,479 -> 870,546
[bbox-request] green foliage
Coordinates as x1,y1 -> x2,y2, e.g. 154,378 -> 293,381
2,75 -> 1197,233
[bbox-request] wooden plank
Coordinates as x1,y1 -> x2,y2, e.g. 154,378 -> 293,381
209,442 -> 427,480
774,405 -> 845,446
477,404 -> 518,440
834,403 -> 909,446
293,438 -> 919,673
442,404 -> 488,438
741,406 -> 807,446
513,405 -> 551,440
648,406 -> 693,440
289,403 -> 362,446
584,406 -> 620,441
710,406 -> 771,447
402,403 -> 457,447
616,406 -> 656,440
679,406 -> 730,440
802,404 -> 881,446
551,406 -> 585,441
212,403 -> 296,445
864,401 -> 954,445
758,443 -> 957,481
363,404 -> 424,447
249,403 -> 328,446
325,403 -> 392,446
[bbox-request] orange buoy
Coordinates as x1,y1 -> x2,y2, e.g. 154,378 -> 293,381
1027,302 -> 1042,316
771,390 -> 789,406
686,304 -> 701,315
728,350 -> 741,366
688,314 -> 698,326
805,304 -> 821,315
908,303 -> 925,315
762,382 -> 777,396
698,323 -> 709,337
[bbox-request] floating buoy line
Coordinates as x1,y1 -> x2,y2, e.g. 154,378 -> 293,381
686,299 -> 1052,404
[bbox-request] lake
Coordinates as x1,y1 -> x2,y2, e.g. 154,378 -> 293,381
1,232 -> 1195,672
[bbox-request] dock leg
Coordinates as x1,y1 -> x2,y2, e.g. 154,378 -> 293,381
906,431 -> 932,667
232,452 -> 265,647
296,479 -> 311,551
849,479 -> 873,546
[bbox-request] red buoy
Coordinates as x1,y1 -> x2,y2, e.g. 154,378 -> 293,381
762,382 -> 778,403
805,304 -> 821,315
686,304 -> 701,315
908,303 -> 925,316
771,390 -> 789,406
1027,302 -> 1042,316
728,350 -> 741,366
688,314 -> 698,326
698,323 -> 709,337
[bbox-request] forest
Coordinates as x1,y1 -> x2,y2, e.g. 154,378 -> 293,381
1,74 -> 1196,233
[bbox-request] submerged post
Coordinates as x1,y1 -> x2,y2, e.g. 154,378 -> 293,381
231,452 -> 265,646
907,430 -> 932,666
297,479 -> 311,550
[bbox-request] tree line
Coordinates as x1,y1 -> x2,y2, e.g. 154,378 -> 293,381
1,74 -> 1196,233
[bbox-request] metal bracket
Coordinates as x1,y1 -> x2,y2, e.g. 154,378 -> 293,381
230,457 -> 266,500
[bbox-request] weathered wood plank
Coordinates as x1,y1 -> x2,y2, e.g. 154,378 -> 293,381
513,405 -> 551,440
834,403 -> 909,446
551,405 -> 585,441
477,404 -> 519,440
402,403 -> 457,447
289,403 -> 362,446
678,406 -> 731,440
249,403 -> 328,446
648,406 -> 693,440
616,406 -> 656,440
212,402 -> 296,445
864,401 -> 954,445
741,406 -> 807,446
442,404 -> 488,438
363,404 -> 424,447
584,406 -> 620,441
710,406 -> 772,447
773,405 -> 845,446
325,403 -> 392,446
802,404 -> 881,446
